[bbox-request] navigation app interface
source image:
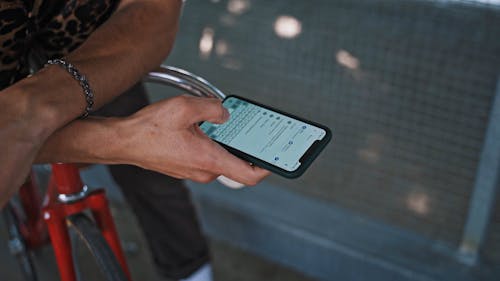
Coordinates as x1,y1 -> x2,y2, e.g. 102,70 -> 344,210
200,97 -> 326,172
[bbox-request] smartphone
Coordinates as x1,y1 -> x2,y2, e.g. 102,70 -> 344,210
199,95 -> 332,178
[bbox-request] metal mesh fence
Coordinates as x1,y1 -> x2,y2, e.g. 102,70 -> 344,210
162,0 -> 500,252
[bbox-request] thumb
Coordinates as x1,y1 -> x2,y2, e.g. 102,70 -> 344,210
182,96 -> 230,125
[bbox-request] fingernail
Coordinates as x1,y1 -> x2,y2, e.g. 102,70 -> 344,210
223,108 -> 230,120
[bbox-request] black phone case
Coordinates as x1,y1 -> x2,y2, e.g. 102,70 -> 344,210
203,95 -> 332,178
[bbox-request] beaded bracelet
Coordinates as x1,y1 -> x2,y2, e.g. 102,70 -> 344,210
46,59 -> 94,118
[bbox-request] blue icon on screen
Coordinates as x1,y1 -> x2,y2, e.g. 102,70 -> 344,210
274,156 -> 280,161
302,125 -> 307,129
289,140 -> 293,145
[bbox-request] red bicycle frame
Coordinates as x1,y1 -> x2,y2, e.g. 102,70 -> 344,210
17,163 -> 131,281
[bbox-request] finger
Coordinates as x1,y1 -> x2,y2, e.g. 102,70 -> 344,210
207,144 -> 271,186
178,96 -> 229,126
189,170 -> 219,184
223,163 -> 271,186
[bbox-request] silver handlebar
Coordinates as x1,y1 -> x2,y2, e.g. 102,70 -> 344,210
144,65 -> 226,100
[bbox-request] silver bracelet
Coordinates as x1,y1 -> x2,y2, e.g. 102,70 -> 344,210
46,58 -> 94,118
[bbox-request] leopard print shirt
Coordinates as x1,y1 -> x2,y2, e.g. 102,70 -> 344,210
0,0 -> 119,89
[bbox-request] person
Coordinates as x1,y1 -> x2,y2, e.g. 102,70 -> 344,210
0,0 -> 270,280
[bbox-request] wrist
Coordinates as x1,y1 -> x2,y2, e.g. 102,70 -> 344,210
90,117 -> 137,165
105,115 -> 140,165
19,65 -> 89,132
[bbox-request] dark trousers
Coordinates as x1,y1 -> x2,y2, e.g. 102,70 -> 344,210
93,84 -> 210,280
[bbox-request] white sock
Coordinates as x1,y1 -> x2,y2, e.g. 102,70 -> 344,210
180,263 -> 213,281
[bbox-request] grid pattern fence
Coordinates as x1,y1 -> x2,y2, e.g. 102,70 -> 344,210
163,0 -> 500,259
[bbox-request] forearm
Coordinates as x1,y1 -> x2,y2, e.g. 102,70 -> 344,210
62,0 -> 182,113
3,0 -> 182,134
34,117 -> 127,165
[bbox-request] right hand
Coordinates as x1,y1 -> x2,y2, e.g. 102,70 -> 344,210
116,95 -> 271,185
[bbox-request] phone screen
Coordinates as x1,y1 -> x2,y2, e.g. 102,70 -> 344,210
200,96 -> 327,172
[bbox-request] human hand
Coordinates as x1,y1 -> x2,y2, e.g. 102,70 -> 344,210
115,95 -> 271,185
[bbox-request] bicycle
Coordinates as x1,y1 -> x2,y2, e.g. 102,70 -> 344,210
1,65 -> 226,281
